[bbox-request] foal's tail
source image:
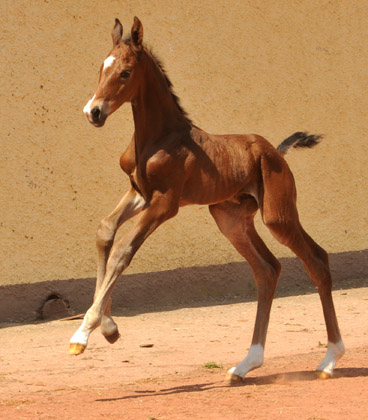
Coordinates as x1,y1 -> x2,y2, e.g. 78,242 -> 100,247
277,132 -> 323,155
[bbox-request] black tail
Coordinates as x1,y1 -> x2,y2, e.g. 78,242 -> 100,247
277,132 -> 323,155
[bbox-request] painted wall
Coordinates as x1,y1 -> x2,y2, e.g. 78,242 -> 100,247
1,0 -> 367,289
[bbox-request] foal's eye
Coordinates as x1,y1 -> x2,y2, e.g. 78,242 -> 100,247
120,70 -> 131,79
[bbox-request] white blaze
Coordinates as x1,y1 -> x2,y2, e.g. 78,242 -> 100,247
83,56 -> 116,118
103,55 -> 116,71
83,94 -> 96,115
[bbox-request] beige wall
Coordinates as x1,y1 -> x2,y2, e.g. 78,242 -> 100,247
1,0 -> 367,287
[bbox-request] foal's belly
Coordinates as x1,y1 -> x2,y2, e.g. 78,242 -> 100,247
179,172 -> 256,207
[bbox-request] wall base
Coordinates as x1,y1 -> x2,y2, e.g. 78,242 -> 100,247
1,250 -> 367,324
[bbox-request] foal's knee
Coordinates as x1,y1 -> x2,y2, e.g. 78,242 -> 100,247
96,218 -> 115,250
255,260 -> 281,299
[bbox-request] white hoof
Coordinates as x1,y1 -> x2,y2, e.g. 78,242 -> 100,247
226,367 -> 244,382
100,316 -> 120,343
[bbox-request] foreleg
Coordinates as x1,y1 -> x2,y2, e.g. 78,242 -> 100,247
97,188 -> 145,342
70,191 -> 178,354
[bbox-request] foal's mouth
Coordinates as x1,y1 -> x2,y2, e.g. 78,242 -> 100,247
84,112 -> 106,127
90,118 -> 106,128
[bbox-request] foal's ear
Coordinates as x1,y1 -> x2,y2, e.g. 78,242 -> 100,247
112,18 -> 123,47
131,16 -> 143,53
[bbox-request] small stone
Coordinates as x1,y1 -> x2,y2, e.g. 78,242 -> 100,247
139,343 -> 154,348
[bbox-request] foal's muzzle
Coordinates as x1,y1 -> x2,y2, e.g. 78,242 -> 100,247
88,105 -> 107,127
83,97 -> 108,127
91,106 -> 101,123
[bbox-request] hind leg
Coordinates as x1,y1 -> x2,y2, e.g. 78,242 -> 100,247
260,155 -> 344,377
209,198 -> 281,381
267,220 -> 344,377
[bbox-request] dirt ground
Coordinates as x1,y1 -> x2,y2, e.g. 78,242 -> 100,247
1,286 -> 367,420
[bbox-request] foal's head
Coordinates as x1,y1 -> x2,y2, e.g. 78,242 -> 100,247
83,17 -> 144,127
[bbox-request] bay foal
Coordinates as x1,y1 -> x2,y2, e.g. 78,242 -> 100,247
70,17 -> 345,381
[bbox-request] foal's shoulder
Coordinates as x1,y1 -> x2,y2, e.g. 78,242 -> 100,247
119,136 -> 136,175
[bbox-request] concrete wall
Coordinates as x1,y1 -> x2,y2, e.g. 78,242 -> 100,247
1,0 -> 367,319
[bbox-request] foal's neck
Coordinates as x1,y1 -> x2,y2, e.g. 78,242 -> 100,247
131,50 -> 189,155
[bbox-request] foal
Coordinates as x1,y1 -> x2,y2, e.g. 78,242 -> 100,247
70,17 -> 345,381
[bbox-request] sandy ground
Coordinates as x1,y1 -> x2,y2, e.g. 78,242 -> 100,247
0,286 -> 367,420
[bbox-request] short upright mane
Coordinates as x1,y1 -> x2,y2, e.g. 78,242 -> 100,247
123,37 -> 192,125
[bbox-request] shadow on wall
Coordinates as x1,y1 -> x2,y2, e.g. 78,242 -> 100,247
0,250 -> 367,325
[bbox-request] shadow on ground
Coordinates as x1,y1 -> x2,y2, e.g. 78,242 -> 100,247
1,249 -> 367,325
96,366 -> 368,402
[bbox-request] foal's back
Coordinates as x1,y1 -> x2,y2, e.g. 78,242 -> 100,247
176,126 -> 285,207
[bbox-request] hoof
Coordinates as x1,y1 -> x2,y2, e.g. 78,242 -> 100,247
69,343 -> 86,355
104,330 -> 121,344
316,370 -> 332,380
226,370 -> 244,383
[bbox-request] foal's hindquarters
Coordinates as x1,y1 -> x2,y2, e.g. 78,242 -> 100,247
210,150 -> 345,381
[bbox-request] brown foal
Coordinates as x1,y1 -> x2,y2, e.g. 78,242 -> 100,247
70,17 -> 345,381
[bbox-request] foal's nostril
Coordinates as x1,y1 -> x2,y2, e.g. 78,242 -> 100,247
91,106 -> 101,122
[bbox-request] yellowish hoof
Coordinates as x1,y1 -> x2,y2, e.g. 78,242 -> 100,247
104,330 -> 120,344
226,371 -> 244,383
69,343 -> 86,355
316,370 -> 332,380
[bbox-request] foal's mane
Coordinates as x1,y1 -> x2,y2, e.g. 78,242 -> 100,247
123,37 -> 192,125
